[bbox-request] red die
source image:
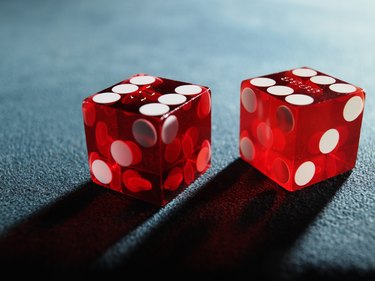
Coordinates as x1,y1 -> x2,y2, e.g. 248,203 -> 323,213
239,67 -> 365,191
82,74 -> 211,205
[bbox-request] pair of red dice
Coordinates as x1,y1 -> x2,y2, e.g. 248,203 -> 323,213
82,67 -> 365,206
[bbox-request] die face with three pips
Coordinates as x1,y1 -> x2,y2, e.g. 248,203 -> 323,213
82,74 -> 211,206
240,67 -> 365,191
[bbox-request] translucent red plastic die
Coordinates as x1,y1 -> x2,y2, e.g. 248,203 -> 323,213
82,74 -> 211,205
240,67 -> 365,191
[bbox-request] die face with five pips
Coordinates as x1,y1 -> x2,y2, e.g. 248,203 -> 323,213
240,67 -> 365,191
82,74 -> 211,206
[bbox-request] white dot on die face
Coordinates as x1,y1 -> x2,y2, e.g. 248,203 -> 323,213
196,142 -> 211,172
285,94 -> 314,105
198,91 -> 211,118
257,122 -> 273,148
292,68 -> 318,77
175,85 -> 202,95
112,84 -> 139,94
92,93 -> 121,104
295,161 -> 315,186
241,88 -> 257,113
158,94 -> 187,105
276,105 -> 294,132
343,96 -> 364,122
310,75 -> 336,85
129,76 -> 156,85
162,115 -> 179,144
319,129 -> 340,154
329,83 -> 356,93
110,140 -> 133,167
250,77 -> 276,87
267,86 -> 294,96
92,160 -> 112,184
240,137 -> 255,161
132,119 -> 157,147
139,103 -> 170,116
272,158 -> 290,184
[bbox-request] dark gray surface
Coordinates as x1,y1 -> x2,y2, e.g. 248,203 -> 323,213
0,0 -> 375,280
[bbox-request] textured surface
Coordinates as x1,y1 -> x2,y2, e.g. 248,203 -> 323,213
0,0 -> 374,280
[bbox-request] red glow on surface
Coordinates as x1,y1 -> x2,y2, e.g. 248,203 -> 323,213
122,170 -> 152,192
164,139 -> 181,163
182,133 -> 194,158
183,162 -> 195,185
164,167 -> 183,191
126,141 -> 142,165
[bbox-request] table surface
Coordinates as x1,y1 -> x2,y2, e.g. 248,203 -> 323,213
1,0 -> 375,280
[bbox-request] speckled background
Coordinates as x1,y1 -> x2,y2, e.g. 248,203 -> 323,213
0,0 -> 374,280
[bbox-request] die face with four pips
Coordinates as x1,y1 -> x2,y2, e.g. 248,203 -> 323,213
82,74 -> 211,206
240,67 -> 365,191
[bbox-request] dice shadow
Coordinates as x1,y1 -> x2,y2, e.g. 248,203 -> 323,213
0,159 -> 352,280
0,181 -> 159,278
96,158 -> 352,280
